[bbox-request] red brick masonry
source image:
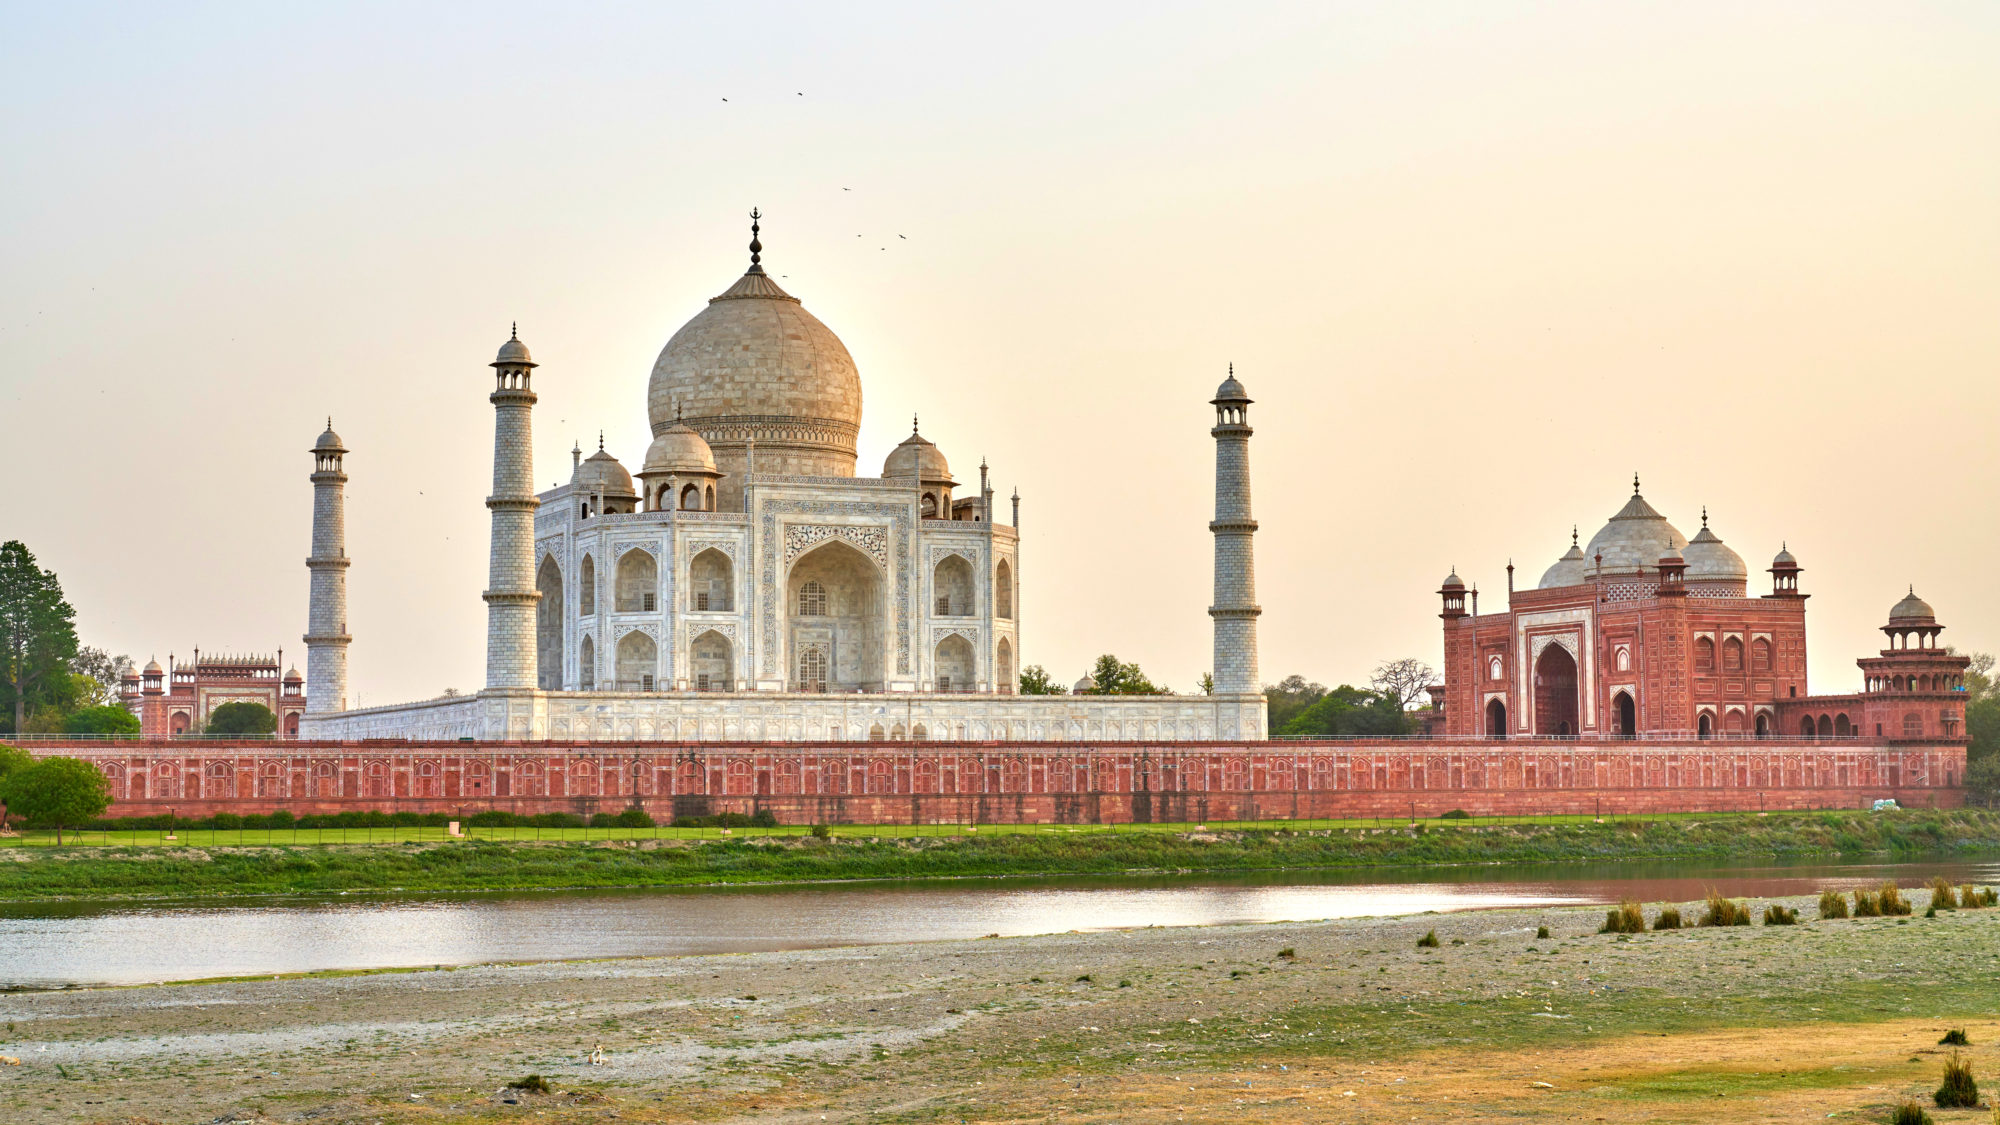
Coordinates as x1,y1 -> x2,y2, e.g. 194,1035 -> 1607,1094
33,737 -> 1967,823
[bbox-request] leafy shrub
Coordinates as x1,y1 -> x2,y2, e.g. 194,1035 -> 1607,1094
1440,809 -> 1470,820
1889,1099 -> 1932,1125
1878,882 -> 1912,916
1698,890 -> 1752,927
1599,901 -> 1646,934
1935,1050 -> 1978,1108
1762,904 -> 1797,926
1276,947 -> 1296,960
749,808 -> 777,829
1416,929 -> 1440,948
1940,1028 -> 1970,1046
810,824 -> 831,839
1928,876 -> 1958,910
1535,925 -> 1551,939
210,813 -> 243,830
1818,889 -> 1849,919
1653,907 -> 1682,930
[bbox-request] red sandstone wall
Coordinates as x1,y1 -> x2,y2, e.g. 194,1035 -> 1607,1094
28,738 -> 1966,824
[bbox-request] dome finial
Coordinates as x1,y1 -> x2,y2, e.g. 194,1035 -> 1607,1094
747,207 -> 764,275
510,321 -> 518,341
597,430 -> 604,452
1571,524 -> 1579,547
912,412 -> 919,435
1701,505 -> 1708,528
1633,472 -> 1641,494
675,398 -> 683,422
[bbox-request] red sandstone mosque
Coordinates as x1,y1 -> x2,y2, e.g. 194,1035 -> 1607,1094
1433,477 -> 1969,759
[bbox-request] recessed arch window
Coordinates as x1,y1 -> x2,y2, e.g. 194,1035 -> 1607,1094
1488,655 -> 1504,681
1752,637 -> 1772,673
1613,646 -> 1631,673
1722,637 -> 1744,672
1903,712 -> 1923,737
797,580 -> 828,616
1694,636 -> 1716,673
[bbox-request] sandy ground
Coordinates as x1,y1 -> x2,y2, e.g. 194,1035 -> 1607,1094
4,891 -> 1998,1124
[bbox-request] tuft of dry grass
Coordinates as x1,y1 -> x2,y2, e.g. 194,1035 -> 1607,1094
1854,888 -> 1880,917
1939,1028 -> 1969,1046
1697,889 -> 1752,927
1818,889 -> 1849,919
1878,882 -> 1913,917
1417,929 -> 1440,948
1927,876 -> 1957,910
1762,903 -> 1797,926
1653,907 -> 1682,930
1599,900 -> 1647,934
1890,1099 -> 1933,1125
1935,1050 -> 1978,1108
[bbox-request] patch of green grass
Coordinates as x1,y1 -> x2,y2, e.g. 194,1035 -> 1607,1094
1596,1063 -> 1879,1100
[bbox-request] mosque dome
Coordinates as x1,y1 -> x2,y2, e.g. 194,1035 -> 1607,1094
1584,479 -> 1687,578
1682,512 -> 1747,583
1072,675 -> 1098,694
646,218 -> 861,480
284,666 -> 302,682
1440,570 -> 1465,590
1538,530 -> 1589,589
143,658 -> 163,675
1772,545 -> 1798,567
642,419 -> 719,477
1212,368 -> 1249,402
883,425 -> 953,483
570,443 -> 636,498
1888,588 -> 1936,626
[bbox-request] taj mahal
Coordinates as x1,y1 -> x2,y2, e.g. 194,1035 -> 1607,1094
300,215 -> 1268,743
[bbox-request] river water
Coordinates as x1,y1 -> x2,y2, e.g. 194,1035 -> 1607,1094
3,858 -> 1994,988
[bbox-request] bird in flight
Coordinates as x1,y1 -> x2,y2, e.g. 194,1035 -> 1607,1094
898,234 -> 906,239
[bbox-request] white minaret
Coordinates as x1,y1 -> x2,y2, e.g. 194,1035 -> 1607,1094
1209,366 -> 1260,695
304,419 -> 351,713
484,326 -> 541,690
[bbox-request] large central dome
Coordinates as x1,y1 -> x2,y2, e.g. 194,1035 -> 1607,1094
647,221 -> 862,507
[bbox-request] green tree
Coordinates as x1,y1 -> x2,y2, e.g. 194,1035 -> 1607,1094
1958,651 -> 1998,804
1080,654 -> 1162,695
206,701 -> 278,736
1017,664 -> 1066,695
1264,674 -> 1328,732
0,743 -> 32,826
1278,685 -> 1413,739
70,647 -> 133,708
0,541 -> 80,735
64,705 -> 140,737
0,756 -> 110,843
1197,672 -> 1215,696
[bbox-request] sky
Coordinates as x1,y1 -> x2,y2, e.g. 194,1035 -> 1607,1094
3,2 -> 1996,706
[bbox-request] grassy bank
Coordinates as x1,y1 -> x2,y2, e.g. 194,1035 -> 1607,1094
0,807 -> 1996,901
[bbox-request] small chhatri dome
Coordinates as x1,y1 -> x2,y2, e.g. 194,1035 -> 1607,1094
1584,476 -> 1688,577
313,417 -> 345,452
493,323 -> 535,368
1538,527 -> 1589,589
883,419 -> 953,483
1681,507 -> 1747,583
1772,543 -> 1798,567
1440,568 -> 1465,590
1212,362 -> 1250,403
1888,587 -> 1936,626
284,666 -> 302,682
570,436 -> 636,498
143,657 -> 163,675
642,415 -> 719,476
1072,674 -> 1098,694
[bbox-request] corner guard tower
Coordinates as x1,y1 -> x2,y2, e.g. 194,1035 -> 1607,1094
1209,366 -> 1261,696
304,421 -> 351,713
485,327 -> 541,691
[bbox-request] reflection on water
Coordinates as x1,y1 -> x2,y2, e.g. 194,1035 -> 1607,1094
1,858 -> 1993,988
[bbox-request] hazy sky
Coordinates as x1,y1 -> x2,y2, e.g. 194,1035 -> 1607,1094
4,2 -> 1996,706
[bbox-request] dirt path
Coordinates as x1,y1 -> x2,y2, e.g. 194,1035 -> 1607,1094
6,891 -> 1996,1124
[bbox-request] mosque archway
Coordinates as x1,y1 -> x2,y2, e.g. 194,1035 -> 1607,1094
1532,644 -> 1579,737
615,631 -> 657,692
934,634 -> 975,692
933,554 -> 973,617
690,630 -> 733,692
615,549 -> 657,613
1698,712 -> 1713,739
536,555 -> 564,691
689,548 -> 733,612
1613,691 -> 1636,739
1484,698 -> 1507,739
787,540 -> 884,692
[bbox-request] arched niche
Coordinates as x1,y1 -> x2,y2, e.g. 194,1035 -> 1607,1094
933,554 -> 973,617
536,555 -> 563,691
690,548 -> 733,612
787,540 -> 884,692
